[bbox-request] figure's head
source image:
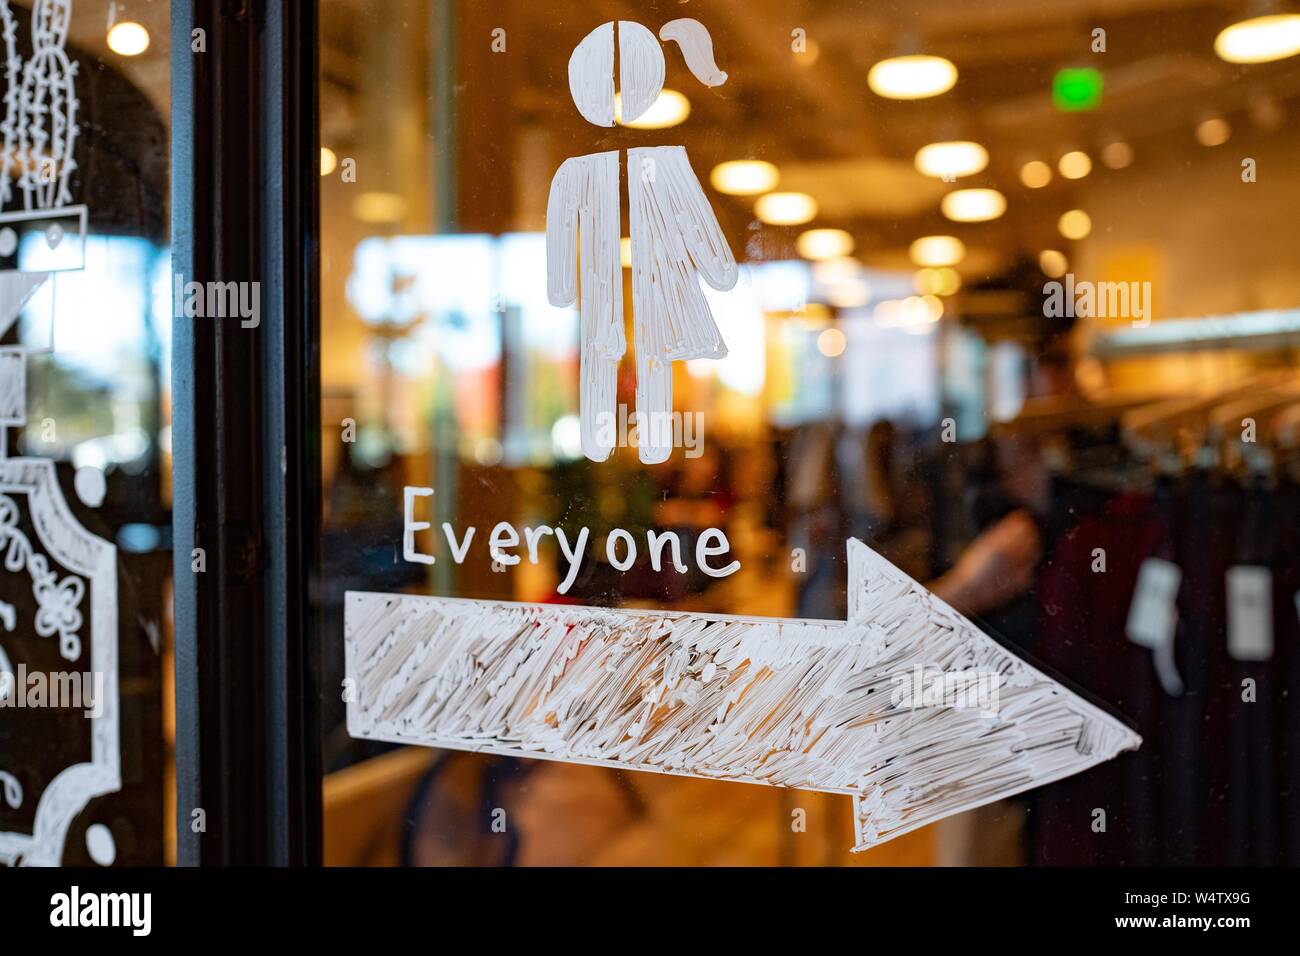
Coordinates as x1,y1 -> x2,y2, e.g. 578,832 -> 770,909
567,18 -> 727,128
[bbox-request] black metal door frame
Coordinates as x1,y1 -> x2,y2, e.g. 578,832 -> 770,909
170,0 -> 323,866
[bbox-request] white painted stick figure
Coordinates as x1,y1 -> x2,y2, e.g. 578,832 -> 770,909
547,18 -> 738,464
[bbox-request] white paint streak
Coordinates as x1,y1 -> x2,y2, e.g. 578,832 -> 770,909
617,21 -> 665,125
0,273 -> 48,340
628,146 -> 735,463
546,150 -> 623,462
659,18 -> 728,88
567,21 -> 614,128
0,348 -> 24,425
345,538 -> 1140,853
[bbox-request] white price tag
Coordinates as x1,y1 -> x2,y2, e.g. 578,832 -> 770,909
1126,558 -> 1181,650
1227,565 -> 1273,662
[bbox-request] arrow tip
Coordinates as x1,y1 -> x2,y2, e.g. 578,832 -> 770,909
842,536 -> 1144,853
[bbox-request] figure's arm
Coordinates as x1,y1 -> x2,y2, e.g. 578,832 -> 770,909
546,158 -> 581,308
664,147 -> 738,292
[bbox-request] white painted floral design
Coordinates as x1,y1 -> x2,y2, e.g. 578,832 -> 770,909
0,492 -> 84,660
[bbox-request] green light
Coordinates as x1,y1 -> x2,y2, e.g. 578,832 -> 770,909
1053,68 -> 1103,112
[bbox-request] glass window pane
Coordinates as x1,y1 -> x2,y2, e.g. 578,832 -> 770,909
0,2 -> 171,867
318,0 -> 1300,867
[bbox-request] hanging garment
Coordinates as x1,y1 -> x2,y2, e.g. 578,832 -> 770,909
1274,476 -> 1300,865
1223,474 -> 1279,865
1163,469 -> 1237,864
1032,489 -> 1165,865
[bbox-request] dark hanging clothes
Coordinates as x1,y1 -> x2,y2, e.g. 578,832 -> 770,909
1031,489 -> 1166,865
1274,476 -> 1300,865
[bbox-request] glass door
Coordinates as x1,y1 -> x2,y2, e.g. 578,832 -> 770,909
0,0 -> 172,868
314,0 -> 1300,868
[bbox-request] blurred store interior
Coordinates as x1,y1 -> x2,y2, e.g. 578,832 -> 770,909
316,0 -> 1300,865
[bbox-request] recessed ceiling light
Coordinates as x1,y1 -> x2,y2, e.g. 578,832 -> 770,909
1039,249 -> 1068,278
868,54 -> 958,99
1058,151 -> 1092,179
795,39 -> 822,68
108,21 -> 150,56
615,89 -> 690,129
796,228 -> 854,260
817,327 -> 847,357
1248,95 -> 1285,130
909,235 -> 966,267
1101,141 -> 1133,169
1058,210 -> 1092,240
813,256 -> 861,285
710,160 -> 779,195
898,295 -> 943,332
755,192 -> 818,225
914,267 -> 962,296
873,300 -> 900,327
353,192 -> 408,224
1195,117 -> 1231,147
941,188 -> 1006,222
1019,160 -> 1052,189
915,141 -> 988,179
1215,14 -> 1300,64
825,279 -> 872,309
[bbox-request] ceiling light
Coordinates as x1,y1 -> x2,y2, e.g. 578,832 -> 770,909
1214,14 -> 1300,64
1058,210 -> 1092,240
899,295 -> 943,331
1058,150 -> 1092,179
825,279 -> 872,309
320,147 -> 338,177
796,39 -> 822,68
615,89 -> 690,129
867,54 -> 958,99
108,21 -> 150,56
1039,249 -> 1068,278
710,160 -> 779,195
915,141 -> 988,179
797,228 -> 854,260
1101,141 -> 1133,169
353,192 -> 408,224
909,235 -> 966,267
873,299 -> 903,328
755,192 -> 818,225
1019,160 -> 1052,189
1249,95 -> 1285,130
1195,117 -> 1231,146
817,327 -> 847,357
813,256 -> 861,285
914,267 -> 961,296
941,188 -> 1006,222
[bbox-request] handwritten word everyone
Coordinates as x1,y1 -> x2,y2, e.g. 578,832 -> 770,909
402,486 -> 740,594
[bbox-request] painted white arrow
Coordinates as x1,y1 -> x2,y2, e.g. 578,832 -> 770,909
345,538 -> 1140,852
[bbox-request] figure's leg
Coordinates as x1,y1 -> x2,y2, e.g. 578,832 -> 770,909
628,146 -> 732,464
548,151 -> 624,462
633,351 -> 674,465
577,151 -> 624,462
